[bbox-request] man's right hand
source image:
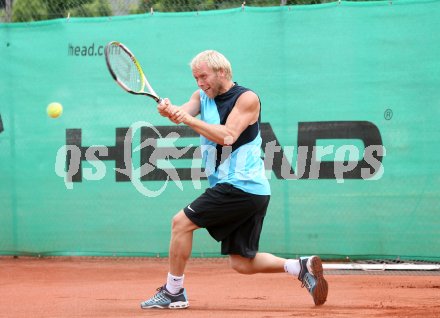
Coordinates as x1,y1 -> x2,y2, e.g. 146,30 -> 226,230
157,98 -> 184,124
157,98 -> 172,117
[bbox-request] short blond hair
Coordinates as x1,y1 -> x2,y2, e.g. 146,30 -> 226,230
190,50 -> 233,80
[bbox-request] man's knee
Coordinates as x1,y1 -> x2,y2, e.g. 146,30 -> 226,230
229,255 -> 254,274
171,210 -> 198,234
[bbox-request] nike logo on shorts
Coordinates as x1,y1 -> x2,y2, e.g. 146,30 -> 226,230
187,205 -> 195,213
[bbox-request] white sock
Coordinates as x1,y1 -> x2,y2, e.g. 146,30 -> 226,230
284,259 -> 301,276
166,272 -> 184,294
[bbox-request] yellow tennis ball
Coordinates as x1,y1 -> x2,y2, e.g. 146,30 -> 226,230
47,102 -> 63,118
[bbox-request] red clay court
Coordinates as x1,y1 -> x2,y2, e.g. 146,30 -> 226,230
1,257 -> 439,318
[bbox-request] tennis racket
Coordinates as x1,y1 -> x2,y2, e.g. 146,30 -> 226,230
104,41 -> 162,104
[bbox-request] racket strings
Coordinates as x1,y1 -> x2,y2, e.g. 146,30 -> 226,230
108,46 -> 143,92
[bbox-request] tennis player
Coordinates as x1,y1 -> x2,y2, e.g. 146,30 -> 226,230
140,50 -> 328,309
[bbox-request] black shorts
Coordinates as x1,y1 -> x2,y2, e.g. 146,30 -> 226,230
183,183 -> 270,258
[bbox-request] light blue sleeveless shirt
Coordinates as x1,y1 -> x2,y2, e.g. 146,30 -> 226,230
199,85 -> 271,195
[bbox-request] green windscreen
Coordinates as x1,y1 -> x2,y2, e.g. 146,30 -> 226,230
0,0 -> 439,260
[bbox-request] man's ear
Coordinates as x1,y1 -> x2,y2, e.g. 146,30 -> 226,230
217,68 -> 226,78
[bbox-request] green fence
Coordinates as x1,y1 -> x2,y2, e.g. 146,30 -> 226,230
1,0 -> 439,260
